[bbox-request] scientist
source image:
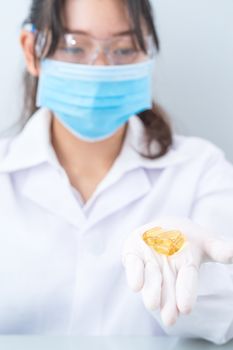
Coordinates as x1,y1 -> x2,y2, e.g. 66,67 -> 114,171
0,0 -> 232,343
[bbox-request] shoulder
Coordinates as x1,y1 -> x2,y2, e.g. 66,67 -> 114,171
144,133 -> 233,183
172,134 -> 226,165
171,134 -> 233,188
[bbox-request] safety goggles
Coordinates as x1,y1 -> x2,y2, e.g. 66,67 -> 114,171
24,23 -> 156,65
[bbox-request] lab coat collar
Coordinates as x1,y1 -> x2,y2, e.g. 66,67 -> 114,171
112,114 -> 188,173
0,108 -> 58,173
0,107 -> 188,174
0,108 -> 189,229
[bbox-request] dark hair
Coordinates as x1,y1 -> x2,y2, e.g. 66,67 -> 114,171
22,0 -> 173,159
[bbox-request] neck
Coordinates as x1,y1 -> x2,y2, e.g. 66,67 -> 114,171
51,116 -> 127,180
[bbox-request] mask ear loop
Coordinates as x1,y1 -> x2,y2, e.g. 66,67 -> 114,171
35,31 -> 48,58
146,35 -> 157,59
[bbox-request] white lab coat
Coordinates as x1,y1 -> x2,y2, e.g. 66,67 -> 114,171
0,108 -> 233,343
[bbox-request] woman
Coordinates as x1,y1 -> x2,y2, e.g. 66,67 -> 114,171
0,0 -> 232,343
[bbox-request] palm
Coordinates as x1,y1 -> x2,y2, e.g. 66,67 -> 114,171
122,217 -> 233,326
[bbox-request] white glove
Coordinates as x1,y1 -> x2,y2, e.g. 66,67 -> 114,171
122,217 -> 233,327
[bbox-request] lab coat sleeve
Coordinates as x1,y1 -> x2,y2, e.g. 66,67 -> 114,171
149,145 -> 233,344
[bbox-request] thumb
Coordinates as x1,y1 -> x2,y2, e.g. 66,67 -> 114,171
204,238 -> 233,263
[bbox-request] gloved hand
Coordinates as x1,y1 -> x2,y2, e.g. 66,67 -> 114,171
122,217 -> 233,327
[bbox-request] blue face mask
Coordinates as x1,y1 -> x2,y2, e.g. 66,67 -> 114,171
36,59 -> 154,142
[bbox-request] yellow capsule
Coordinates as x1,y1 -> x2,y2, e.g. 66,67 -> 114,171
142,227 -> 186,256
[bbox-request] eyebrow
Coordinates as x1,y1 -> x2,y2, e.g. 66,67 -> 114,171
63,28 -> 136,37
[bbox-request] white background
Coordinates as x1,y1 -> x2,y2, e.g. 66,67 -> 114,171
0,0 -> 233,161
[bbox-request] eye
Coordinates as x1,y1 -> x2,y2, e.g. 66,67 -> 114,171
113,48 -> 137,56
59,47 -> 85,54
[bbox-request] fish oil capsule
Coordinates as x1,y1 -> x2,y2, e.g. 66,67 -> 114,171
142,227 -> 186,256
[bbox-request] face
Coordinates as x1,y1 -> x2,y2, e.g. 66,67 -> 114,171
55,0 -> 149,65
21,0 -> 149,74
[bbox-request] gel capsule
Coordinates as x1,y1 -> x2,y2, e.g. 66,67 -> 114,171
142,227 -> 186,256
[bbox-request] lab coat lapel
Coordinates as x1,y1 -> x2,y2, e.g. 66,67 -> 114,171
0,108 -> 87,229
20,164 -> 87,229
82,116 -> 188,228
85,167 -> 151,228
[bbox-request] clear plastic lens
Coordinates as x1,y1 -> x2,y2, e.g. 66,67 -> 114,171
24,22 -> 156,63
51,33 -> 155,65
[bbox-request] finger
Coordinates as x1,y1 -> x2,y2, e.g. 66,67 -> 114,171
204,238 -> 233,263
160,256 -> 179,327
141,260 -> 162,310
176,265 -> 199,314
123,254 -> 145,292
